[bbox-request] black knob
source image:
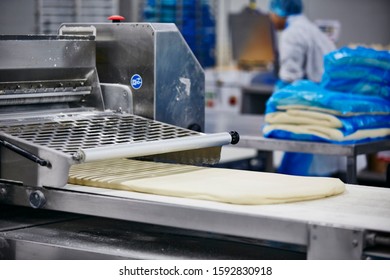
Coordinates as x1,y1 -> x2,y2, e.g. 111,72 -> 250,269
229,131 -> 240,145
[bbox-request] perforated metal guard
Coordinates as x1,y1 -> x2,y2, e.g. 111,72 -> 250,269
0,112 -> 199,155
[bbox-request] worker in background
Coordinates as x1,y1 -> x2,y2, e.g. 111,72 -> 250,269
268,0 -> 339,176
269,0 -> 336,87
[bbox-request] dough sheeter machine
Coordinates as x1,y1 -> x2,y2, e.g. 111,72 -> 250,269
0,22 -> 390,260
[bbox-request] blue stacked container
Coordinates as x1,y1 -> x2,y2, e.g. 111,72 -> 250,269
143,0 -> 216,67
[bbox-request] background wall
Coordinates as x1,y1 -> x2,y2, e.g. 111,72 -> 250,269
223,0 -> 390,47
303,0 -> 390,47
0,0 -> 36,34
217,0 -> 390,66
0,0 -> 389,66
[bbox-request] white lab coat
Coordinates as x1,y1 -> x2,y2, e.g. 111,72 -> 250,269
279,14 -> 336,83
277,15 -> 341,176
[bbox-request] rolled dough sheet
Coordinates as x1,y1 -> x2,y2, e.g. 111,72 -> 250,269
69,159 -> 345,205
263,124 -> 390,142
265,110 -> 343,128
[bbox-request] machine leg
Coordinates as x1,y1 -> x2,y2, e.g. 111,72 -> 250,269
346,156 -> 357,184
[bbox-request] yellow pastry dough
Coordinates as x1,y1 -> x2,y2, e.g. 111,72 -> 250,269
265,110 -> 343,128
69,159 -> 345,205
277,105 -> 390,116
263,124 -> 390,142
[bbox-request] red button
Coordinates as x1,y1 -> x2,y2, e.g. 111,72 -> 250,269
206,100 -> 214,108
229,96 -> 237,106
108,15 -> 125,22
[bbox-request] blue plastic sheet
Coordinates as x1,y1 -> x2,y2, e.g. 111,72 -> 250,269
264,80 -> 390,144
266,47 -> 390,175
322,47 -> 390,99
265,80 -> 390,115
322,77 -> 390,99
338,114 -> 390,134
324,47 -> 390,70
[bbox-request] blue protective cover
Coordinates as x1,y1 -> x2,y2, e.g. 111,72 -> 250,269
264,80 -> 390,144
321,47 -> 390,99
267,47 -> 390,174
324,47 -> 390,70
265,80 -> 390,115
338,114 -> 390,134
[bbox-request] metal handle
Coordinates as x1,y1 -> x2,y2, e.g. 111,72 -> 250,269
0,138 -> 49,167
73,131 -> 239,163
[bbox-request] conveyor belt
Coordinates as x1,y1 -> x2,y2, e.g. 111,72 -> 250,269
65,183 -> 390,234
1,182 -> 389,259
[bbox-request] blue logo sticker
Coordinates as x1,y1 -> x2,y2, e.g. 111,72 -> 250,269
130,74 -> 142,90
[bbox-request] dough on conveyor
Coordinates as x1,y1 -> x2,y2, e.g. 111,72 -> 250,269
69,159 -> 345,205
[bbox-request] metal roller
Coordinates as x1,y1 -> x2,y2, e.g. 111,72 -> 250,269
73,132 -> 239,163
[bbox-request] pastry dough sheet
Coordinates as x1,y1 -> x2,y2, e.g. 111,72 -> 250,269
263,124 -> 390,142
265,110 -> 343,128
69,159 -> 345,205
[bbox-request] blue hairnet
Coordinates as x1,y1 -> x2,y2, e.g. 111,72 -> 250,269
269,0 -> 303,17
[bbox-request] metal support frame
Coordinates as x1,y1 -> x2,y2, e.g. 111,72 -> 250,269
0,183 -> 308,247
308,224 -> 365,260
347,156 -> 358,184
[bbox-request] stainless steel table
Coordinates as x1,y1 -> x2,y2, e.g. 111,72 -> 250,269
241,85 -> 274,114
205,110 -> 390,184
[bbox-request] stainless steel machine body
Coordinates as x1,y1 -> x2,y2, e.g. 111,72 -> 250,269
0,34 -> 103,188
0,34 -> 103,113
0,32 -> 234,189
60,22 -> 205,131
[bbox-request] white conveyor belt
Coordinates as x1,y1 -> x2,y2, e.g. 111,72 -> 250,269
66,183 -> 390,233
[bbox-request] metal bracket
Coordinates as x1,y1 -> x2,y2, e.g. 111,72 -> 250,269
100,83 -> 133,114
0,138 -> 49,167
308,224 -> 364,259
58,25 -> 97,37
